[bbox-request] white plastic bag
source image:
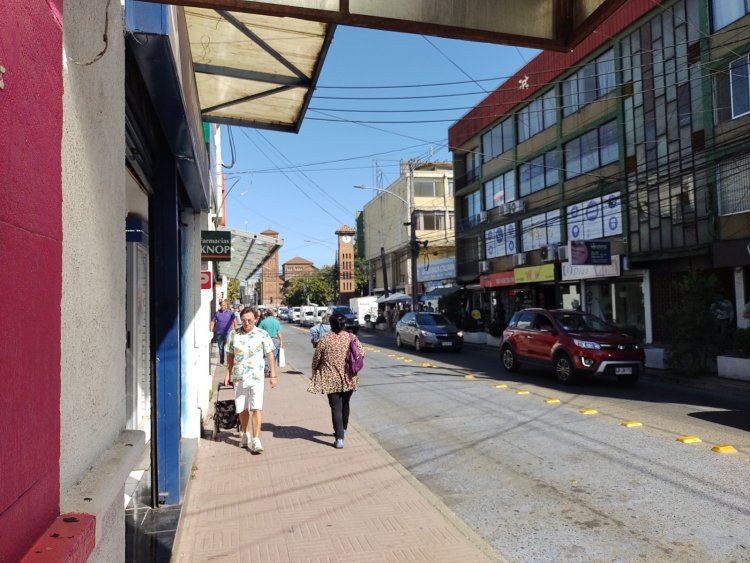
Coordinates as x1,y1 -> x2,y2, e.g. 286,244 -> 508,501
277,347 -> 286,368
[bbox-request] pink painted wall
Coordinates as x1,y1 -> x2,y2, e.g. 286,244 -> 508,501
0,0 -> 64,560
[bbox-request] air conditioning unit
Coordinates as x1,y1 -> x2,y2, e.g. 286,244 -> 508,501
478,260 -> 490,273
540,244 -> 558,262
557,245 -> 569,261
479,210 -> 488,223
513,252 -> 527,267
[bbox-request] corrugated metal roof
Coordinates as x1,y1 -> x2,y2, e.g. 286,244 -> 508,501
216,228 -> 283,281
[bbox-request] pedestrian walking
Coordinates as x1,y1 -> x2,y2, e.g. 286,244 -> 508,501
224,307 -> 277,454
308,314 -> 364,449
210,300 -> 236,365
309,314 -> 331,348
259,307 -> 283,364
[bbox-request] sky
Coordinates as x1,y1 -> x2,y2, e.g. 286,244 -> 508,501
221,25 -> 538,270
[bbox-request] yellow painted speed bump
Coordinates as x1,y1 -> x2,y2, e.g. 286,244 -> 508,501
515,390 -> 530,395
579,408 -> 598,415
464,374 -> 476,379
621,421 -> 642,428
712,444 -> 737,453
388,354 -> 396,357
677,435 -> 702,444
544,398 -> 560,404
421,363 -> 431,367
495,384 -> 508,389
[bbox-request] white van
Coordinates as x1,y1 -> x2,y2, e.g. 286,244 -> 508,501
316,306 -> 327,323
291,307 -> 301,323
300,304 -> 318,327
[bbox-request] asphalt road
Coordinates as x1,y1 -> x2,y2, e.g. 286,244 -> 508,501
281,324 -> 750,562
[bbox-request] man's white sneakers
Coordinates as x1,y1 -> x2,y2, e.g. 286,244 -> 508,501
240,432 -> 249,448
250,437 -> 264,454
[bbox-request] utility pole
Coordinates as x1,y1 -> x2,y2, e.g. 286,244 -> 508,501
380,246 -> 389,298
409,209 -> 419,310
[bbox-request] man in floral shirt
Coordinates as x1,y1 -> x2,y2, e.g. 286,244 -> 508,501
225,306 -> 277,454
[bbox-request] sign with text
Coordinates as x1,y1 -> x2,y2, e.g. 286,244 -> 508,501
417,257 -> 456,282
514,264 -> 555,284
561,255 -> 621,281
569,240 -> 611,265
480,271 -> 515,288
201,231 -> 231,261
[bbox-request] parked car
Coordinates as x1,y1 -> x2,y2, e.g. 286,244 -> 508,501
291,307 -> 301,323
500,308 -> 644,384
325,305 -> 358,334
395,312 -> 463,352
278,307 -> 289,321
300,304 -> 318,327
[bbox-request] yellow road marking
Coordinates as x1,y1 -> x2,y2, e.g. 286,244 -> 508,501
544,398 -> 560,404
677,435 -> 702,444
712,444 -> 737,453
621,421 -> 642,427
579,408 -> 598,415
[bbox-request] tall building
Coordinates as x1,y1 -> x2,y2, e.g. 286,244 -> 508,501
361,161 -> 455,300
259,229 -> 284,306
449,0 -> 750,347
336,225 -> 357,302
283,256 -> 316,280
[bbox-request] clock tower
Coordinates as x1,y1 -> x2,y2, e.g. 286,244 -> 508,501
335,225 -> 357,303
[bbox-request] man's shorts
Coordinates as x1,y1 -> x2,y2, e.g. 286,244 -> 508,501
234,378 -> 264,412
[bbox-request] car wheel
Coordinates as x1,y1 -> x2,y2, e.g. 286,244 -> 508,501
554,352 -> 577,384
415,337 -> 421,352
396,333 -> 403,348
501,345 -> 519,372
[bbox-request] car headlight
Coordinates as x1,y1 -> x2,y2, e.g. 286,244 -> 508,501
574,339 -> 601,350
456,331 -> 464,338
420,330 -> 436,339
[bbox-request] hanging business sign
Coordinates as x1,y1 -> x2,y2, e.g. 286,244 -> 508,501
201,230 -> 231,261
200,271 -> 212,289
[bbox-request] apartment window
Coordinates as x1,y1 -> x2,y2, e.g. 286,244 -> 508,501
481,118 -> 513,163
713,56 -> 750,123
518,89 -> 558,142
462,190 -> 481,218
464,150 -> 481,183
718,154 -> 750,215
417,212 -> 445,230
521,210 -> 561,252
564,121 -> 618,180
519,151 -> 559,196
414,179 -> 445,198
562,49 -> 616,116
711,0 -> 750,31
485,222 -> 517,258
483,169 -> 516,211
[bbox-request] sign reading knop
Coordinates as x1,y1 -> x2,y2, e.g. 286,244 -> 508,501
201,231 -> 231,261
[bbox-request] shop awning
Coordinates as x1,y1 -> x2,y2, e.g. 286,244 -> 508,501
215,228 -> 283,281
420,286 -> 460,301
185,8 -> 334,132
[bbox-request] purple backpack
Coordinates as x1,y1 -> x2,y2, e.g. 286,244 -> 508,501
345,333 -> 364,376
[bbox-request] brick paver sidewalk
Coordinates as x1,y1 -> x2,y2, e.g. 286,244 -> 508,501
171,359 -> 501,562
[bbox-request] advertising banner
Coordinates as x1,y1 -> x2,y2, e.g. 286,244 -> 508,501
417,257 -> 456,282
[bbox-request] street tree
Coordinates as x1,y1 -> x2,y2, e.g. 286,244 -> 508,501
285,274 -> 334,307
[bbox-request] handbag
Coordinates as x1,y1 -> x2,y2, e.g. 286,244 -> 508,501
345,333 -> 364,376
278,347 -> 286,368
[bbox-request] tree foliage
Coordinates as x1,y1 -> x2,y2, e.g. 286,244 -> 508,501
284,273 -> 335,307
662,270 -> 719,373
227,278 -> 240,304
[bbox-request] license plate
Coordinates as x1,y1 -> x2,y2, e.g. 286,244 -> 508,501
442,342 -> 453,347
615,367 -> 632,375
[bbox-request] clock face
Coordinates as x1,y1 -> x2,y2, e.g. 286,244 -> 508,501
342,235 -> 351,244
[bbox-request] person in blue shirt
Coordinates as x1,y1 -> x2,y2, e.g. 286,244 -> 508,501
258,307 -> 283,364
310,314 -> 331,348
209,300 -> 236,364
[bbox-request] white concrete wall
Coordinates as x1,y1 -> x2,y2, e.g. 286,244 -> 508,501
181,210 -> 213,439
61,1 -> 128,561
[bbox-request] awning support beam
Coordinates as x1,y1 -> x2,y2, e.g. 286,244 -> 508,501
193,63 -> 312,88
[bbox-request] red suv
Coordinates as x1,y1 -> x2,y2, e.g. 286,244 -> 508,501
500,308 -> 645,384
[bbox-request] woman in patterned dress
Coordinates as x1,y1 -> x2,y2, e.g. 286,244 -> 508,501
308,314 -> 364,448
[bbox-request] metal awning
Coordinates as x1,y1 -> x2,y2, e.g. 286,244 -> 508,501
216,228 -> 283,281
420,286 -> 460,301
185,8 -> 334,132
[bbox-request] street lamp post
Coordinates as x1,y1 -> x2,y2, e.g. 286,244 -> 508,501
355,184 -> 420,310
